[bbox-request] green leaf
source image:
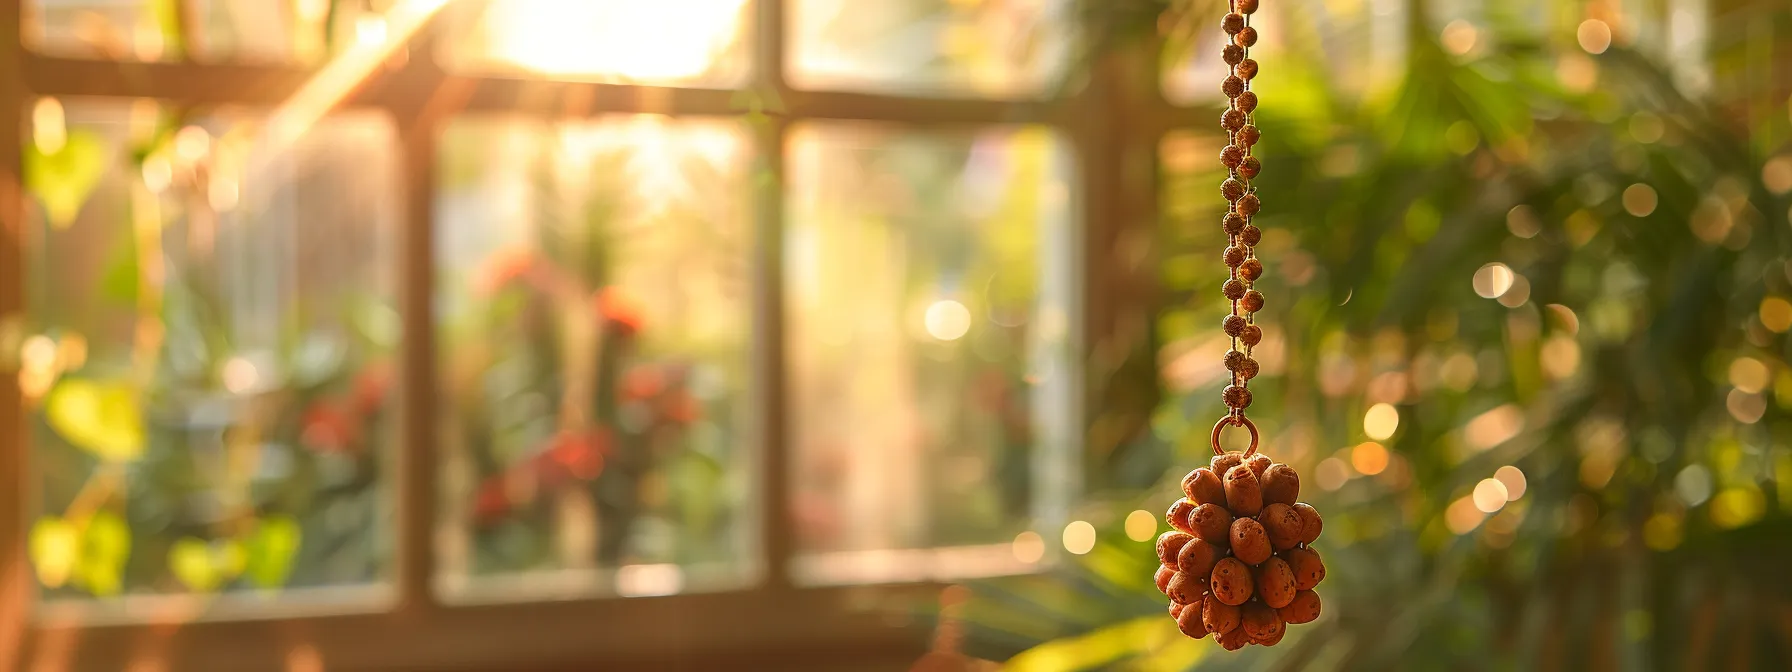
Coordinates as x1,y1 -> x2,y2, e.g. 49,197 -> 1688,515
44,379 -> 146,462
28,516 -> 79,588
243,515 -> 302,589
83,510 -> 131,562
24,129 -> 108,229
99,235 -> 141,307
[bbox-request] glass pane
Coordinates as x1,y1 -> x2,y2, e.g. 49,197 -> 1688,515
23,0 -> 386,63
789,0 -> 1073,98
22,98 -> 400,601
435,115 -> 755,601
437,0 -> 753,86
786,123 -> 1079,585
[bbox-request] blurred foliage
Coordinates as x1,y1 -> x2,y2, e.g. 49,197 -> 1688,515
962,0 -> 1792,670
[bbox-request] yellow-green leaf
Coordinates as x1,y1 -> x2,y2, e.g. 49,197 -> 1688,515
24,129 -> 108,229
29,517 -> 80,588
244,515 -> 302,588
1005,616 -> 1188,672
83,509 -> 131,562
45,379 -> 145,461
169,538 -> 219,592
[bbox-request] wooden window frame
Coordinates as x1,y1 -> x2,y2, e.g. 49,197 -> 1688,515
0,1 -> 1184,669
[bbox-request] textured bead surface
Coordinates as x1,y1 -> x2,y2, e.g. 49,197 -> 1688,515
1221,145 -> 1244,168
1222,314 -> 1248,337
1224,245 -> 1249,267
1239,156 -> 1261,179
1238,0 -> 1260,14
1235,357 -> 1259,381
1239,125 -> 1262,147
1241,290 -> 1265,313
1222,75 -> 1245,98
1223,279 -> 1248,300
1222,108 -> 1247,132
1241,226 -> 1262,246
1235,194 -> 1261,216
1239,258 -> 1263,281
1222,177 -> 1246,201
1223,211 -> 1247,235
1222,13 -> 1245,34
1235,58 -> 1259,80
1223,44 -> 1245,65
1223,384 -> 1253,410
1236,91 -> 1258,113
1235,26 -> 1258,47
1240,324 -> 1263,347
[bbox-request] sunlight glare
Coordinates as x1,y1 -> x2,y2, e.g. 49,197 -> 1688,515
482,0 -> 747,80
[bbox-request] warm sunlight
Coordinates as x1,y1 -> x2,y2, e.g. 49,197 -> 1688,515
479,0 -> 749,80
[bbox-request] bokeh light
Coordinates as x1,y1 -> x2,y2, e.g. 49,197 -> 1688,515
1760,297 -> 1792,333
1123,510 -> 1158,542
1577,19 -> 1613,54
1316,457 -> 1350,491
1621,184 -> 1658,216
1350,442 -> 1389,476
1472,263 -> 1515,299
1011,531 -> 1045,564
1472,479 -> 1509,513
1061,521 -> 1095,555
1493,466 -> 1527,501
1363,403 -> 1399,440
1445,497 -> 1486,534
923,300 -> 973,341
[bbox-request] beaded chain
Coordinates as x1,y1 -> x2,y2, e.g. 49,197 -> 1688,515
1214,0 -> 1264,453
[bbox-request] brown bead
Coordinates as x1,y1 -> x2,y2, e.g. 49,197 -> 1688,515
1279,590 -> 1322,624
1223,279 -> 1248,300
1220,144 -> 1244,169
1203,595 -> 1241,634
1190,502 -> 1233,545
1157,530 -> 1194,568
1241,290 -> 1265,313
1165,570 -> 1202,604
1222,109 -> 1247,133
1223,464 -> 1264,516
1155,565 -> 1175,595
1223,349 -> 1247,372
1177,537 -> 1222,579
1237,0 -> 1260,14
1211,452 -> 1244,477
1222,211 -> 1247,235
1170,601 -> 1186,619
1222,75 -> 1245,98
1236,91 -> 1258,113
1222,44 -> 1244,65
1221,177 -> 1246,201
1224,244 -> 1249,267
1217,625 -> 1252,650
1254,556 -> 1297,608
1185,468 -> 1227,506
1292,502 -> 1323,543
1229,517 -> 1273,565
1261,465 -> 1300,506
1235,58 -> 1259,80
1222,314 -> 1248,337
1166,499 -> 1197,536
1222,384 -> 1252,411
1241,602 -> 1284,644
1235,358 -> 1259,381
1255,622 -> 1286,646
1246,454 -> 1272,478
1209,557 -> 1254,606
1222,12 -> 1245,34
1283,546 -> 1326,591
1239,258 -> 1263,282
1239,156 -> 1261,179
1239,125 -> 1262,147
1235,194 -> 1261,216
1240,324 -> 1263,347
1259,503 -> 1304,550
1235,26 -> 1258,48
1240,225 -> 1262,246
1176,596 -> 1211,639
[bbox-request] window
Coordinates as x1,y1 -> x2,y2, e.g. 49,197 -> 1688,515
0,0 -> 1164,669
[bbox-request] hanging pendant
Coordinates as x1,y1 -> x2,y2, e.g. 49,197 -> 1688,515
1151,0 -> 1325,649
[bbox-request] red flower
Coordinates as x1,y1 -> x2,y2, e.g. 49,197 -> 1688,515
536,430 -> 609,487
620,365 -> 666,401
473,477 -> 511,526
659,390 -> 701,426
352,361 -> 393,415
594,287 -> 647,337
300,401 -> 360,453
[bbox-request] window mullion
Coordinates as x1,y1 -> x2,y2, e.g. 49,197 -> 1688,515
752,0 -> 795,592
0,0 -> 31,636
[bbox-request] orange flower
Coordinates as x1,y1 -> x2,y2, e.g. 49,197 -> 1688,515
300,401 -> 359,453
594,287 -> 647,336
473,248 -> 535,296
620,365 -> 666,401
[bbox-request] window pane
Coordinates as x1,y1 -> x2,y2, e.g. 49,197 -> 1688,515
22,99 -> 399,601
785,123 -> 1079,585
437,0 -> 753,86
435,116 -> 755,601
789,0 -> 1073,98
23,0 -> 384,63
